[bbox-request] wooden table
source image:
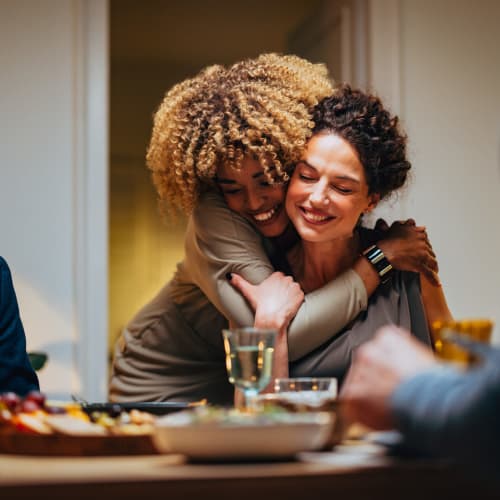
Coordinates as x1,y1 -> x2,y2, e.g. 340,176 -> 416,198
1,441 -> 498,500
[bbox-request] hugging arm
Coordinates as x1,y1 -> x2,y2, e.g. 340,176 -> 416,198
228,217 -> 441,358
375,218 -> 439,286
375,219 -> 439,285
186,192 -> 367,361
375,219 -> 452,337
187,193 -> 439,360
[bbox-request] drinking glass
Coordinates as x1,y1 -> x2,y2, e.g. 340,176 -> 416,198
432,318 -> 494,364
274,377 -> 337,409
271,377 -> 340,449
222,327 -> 277,410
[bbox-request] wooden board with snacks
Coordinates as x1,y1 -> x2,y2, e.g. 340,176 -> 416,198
0,391 -> 160,456
0,430 -> 157,456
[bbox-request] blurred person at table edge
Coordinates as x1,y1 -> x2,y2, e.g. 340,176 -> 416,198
0,256 -> 39,395
229,84 -> 452,387
109,54 -> 439,405
340,325 -> 500,474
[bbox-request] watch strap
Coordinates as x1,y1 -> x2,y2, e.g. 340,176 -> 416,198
362,244 -> 393,284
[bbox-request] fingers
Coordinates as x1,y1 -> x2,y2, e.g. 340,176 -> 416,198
412,247 -> 440,284
375,218 -> 390,231
421,267 -> 441,287
427,244 -> 435,260
422,233 -> 438,270
426,252 -> 438,272
416,247 -> 438,271
392,218 -> 416,228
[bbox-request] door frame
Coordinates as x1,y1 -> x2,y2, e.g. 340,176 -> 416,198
74,0 -> 109,401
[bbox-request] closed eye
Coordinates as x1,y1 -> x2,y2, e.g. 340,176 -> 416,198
335,186 -> 353,194
299,174 -> 316,182
221,188 -> 242,195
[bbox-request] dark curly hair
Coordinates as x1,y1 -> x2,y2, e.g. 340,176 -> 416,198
312,84 -> 410,200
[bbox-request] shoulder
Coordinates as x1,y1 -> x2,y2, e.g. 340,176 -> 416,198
0,256 -> 10,279
0,256 -> 18,321
193,190 -> 238,224
192,190 -> 261,242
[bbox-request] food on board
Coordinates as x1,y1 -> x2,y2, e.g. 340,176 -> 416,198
0,391 -> 155,436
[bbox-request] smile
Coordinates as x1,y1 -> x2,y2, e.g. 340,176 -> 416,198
251,205 -> 280,223
299,207 -> 334,224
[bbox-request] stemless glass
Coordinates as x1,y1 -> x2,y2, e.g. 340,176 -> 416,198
222,327 -> 277,410
274,377 -> 338,409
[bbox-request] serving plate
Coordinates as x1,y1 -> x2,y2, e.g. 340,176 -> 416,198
153,408 -> 334,461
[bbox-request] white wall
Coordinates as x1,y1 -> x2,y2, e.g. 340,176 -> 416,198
0,0 -> 108,399
370,0 -> 500,341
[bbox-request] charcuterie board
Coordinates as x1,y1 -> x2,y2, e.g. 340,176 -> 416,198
0,391 -> 203,456
0,428 -> 157,456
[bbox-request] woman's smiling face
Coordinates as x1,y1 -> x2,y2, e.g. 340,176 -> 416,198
285,133 -> 379,244
216,156 -> 290,238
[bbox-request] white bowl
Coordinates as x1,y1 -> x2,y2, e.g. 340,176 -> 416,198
152,409 -> 334,460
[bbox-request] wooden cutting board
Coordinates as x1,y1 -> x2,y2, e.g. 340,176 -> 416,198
0,429 -> 158,456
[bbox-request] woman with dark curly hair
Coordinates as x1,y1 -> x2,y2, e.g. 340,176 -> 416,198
109,55 -> 439,404
231,84 -> 452,386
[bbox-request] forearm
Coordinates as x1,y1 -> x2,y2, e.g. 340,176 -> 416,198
287,253 -> 384,360
353,254 -> 380,296
188,192 -> 274,327
420,275 -> 453,339
287,268 -> 367,360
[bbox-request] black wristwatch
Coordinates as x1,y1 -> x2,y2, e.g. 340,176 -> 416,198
362,244 -> 393,284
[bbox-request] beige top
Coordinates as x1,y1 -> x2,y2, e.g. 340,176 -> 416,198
109,191 -> 367,404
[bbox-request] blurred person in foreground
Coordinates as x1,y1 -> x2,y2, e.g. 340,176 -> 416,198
340,325 -> 500,472
0,256 -> 39,395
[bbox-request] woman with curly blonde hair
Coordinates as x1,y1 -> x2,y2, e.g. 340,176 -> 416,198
109,54 -> 438,404
148,54 -> 333,216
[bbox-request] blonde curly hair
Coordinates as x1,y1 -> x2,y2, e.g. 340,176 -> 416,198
147,53 -> 334,216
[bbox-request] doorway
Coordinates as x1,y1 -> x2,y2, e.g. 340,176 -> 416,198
108,0 -> 362,372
